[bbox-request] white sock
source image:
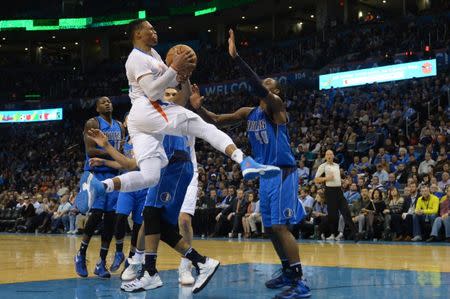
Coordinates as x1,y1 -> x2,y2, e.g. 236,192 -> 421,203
134,250 -> 144,263
231,149 -> 244,164
180,257 -> 191,269
102,179 -> 114,193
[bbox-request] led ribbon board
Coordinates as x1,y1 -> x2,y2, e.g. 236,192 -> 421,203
0,11 -> 146,31
0,108 -> 63,123
319,59 -> 437,90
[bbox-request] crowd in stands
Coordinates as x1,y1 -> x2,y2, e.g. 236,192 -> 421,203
0,11 -> 449,100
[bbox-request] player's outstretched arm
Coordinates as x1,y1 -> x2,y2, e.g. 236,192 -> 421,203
84,118 -> 112,159
228,29 -> 283,112
87,129 -> 137,170
189,84 -> 251,126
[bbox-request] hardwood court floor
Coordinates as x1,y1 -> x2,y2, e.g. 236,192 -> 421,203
1,234 -> 450,299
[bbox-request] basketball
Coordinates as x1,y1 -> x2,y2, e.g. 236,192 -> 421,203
165,44 -> 197,72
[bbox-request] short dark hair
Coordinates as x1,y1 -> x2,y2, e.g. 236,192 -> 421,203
127,19 -> 147,41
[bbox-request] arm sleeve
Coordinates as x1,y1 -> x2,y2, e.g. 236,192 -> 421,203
138,68 -> 178,101
234,55 -> 269,98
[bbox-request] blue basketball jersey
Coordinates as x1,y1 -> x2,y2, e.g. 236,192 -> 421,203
163,135 -> 190,158
84,116 -> 122,173
246,106 -> 295,167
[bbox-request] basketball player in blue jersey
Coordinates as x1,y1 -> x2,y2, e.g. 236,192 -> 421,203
74,97 -> 125,279
87,113 -> 147,273
190,29 -> 310,299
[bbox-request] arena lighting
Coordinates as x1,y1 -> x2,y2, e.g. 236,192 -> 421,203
24,94 -> 41,98
0,10 -> 146,31
319,59 -> 437,90
194,7 -> 217,16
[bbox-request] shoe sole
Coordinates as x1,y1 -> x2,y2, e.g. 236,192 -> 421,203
179,277 -> 195,286
192,261 -> 220,294
243,166 -> 280,180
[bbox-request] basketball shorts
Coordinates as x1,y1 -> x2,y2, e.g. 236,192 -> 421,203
145,161 -> 194,226
259,166 -> 305,227
127,97 -> 200,167
116,188 -> 148,225
91,172 -> 119,212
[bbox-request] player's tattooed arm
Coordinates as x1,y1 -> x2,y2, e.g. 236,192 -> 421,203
189,84 -> 251,126
86,129 -> 138,171
83,118 -> 112,159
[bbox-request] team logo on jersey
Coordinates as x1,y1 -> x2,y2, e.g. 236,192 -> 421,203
160,192 -> 172,203
283,208 -> 294,219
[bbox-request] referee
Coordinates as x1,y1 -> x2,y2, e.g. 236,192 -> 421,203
314,150 -> 358,241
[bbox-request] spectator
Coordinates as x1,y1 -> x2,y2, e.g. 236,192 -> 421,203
438,172 -> 450,191
373,164 -> 389,184
311,190 -> 328,240
38,198 -> 58,233
418,152 -> 436,176
297,160 -> 310,183
216,186 -> 236,208
14,196 -> 36,232
430,184 -> 444,199
344,183 -> 361,204
385,173 -> 401,190
352,188 -> 369,235
426,187 -> 450,242
242,192 -> 262,238
226,189 -> 249,238
67,192 -> 79,234
411,186 -> 440,241
198,189 -> 218,209
382,187 -> 404,240
362,188 -> 386,240
50,195 -> 72,233
299,188 -> 315,213
368,176 -> 384,191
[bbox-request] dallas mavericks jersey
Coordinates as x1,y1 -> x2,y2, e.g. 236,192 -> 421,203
163,135 -> 190,159
121,136 -> 135,173
246,106 -> 295,167
84,116 -> 122,173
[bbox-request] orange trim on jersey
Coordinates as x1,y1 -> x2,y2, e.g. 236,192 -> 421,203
151,100 -> 169,123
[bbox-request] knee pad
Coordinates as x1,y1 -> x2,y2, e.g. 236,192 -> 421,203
84,209 -> 103,236
143,207 -> 162,235
131,223 -> 142,247
160,219 -> 183,248
115,213 -> 129,240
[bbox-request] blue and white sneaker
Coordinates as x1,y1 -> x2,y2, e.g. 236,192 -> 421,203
75,172 -> 106,214
74,252 -> 88,278
110,252 -> 125,272
240,156 -> 280,180
94,260 -> 111,278
274,279 -> 311,299
265,269 -> 293,289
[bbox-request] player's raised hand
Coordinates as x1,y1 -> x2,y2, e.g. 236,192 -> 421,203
228,29 -> 238,58
87,128 -> 108,147
189,84 -> 204,109
172,50 -> 196,74
89,157 -> 105,167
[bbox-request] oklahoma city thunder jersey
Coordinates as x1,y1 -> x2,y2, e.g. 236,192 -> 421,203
246,106 -> 295,167
84,116 -> 122,173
